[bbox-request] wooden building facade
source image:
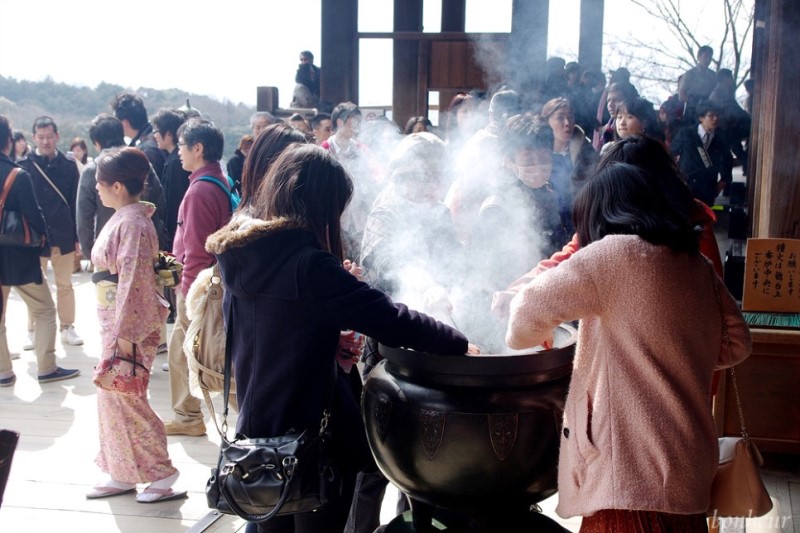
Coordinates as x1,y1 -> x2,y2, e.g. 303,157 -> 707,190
317,0 -> 800,454
320,0 -> 604,129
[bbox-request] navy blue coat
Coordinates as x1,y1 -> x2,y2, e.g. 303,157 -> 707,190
670,126 -> 733,207
207,216 -> 468,466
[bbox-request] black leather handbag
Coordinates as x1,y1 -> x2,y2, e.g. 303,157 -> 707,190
205,301 -> 339,522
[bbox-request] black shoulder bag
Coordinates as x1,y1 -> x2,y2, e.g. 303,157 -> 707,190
205,298 -> 339,522
0,168 -> 45,248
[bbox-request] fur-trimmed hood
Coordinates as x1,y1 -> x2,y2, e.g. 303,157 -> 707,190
206,213 -> 319,300
205,214 -> 308,255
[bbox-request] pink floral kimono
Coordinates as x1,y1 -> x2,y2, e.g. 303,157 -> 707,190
91,202 -> 174,484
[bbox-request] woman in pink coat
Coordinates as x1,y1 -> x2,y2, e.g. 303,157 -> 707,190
506,162 -> 751,532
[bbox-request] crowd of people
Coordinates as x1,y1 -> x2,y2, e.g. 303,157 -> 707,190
0,43 -> 753,532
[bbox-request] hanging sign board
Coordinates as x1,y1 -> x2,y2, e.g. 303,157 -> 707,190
742,238 -> 800,312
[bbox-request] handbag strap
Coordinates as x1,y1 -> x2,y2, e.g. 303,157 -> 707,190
219,283 -> 337,441
31,160 -> 69,207
706,259 -> 749,440
218,457 -> 299,522
113,343 -> 148,375
0,168 -> 20,210
220,282 -> 235,438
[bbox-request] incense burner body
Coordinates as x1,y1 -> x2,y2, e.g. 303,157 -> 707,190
362,324 -> 577,515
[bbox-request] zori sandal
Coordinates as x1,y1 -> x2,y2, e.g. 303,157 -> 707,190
135,487 -> 188,504
86,485 -> 136,499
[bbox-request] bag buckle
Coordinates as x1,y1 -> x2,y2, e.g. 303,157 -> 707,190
319,409 -> 331,435
282,456 -> 298,478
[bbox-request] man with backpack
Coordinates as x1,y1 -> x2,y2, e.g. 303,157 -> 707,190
164,118 -> 236,436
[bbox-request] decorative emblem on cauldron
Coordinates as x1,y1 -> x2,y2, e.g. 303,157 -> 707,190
488,413 -> 518,461
373,395 -> 392,442
419,409 -> 446,459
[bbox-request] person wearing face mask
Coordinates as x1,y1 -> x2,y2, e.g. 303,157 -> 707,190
471,113 -> 568,299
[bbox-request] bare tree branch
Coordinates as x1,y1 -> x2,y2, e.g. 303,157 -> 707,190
604,0 -> 753,102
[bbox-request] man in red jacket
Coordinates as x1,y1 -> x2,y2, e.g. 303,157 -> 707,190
164,119 -> 233,436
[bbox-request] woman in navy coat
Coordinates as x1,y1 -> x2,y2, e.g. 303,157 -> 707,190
206,144 -> 470,533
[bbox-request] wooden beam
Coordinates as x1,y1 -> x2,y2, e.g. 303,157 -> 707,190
321,0 -> 359,107
393,0 -> 425,128
578,0 -> 604,74
747,0 -> 768,233
441,0 -> 466,32
511,0 -> 549,94
357,31 -> 508,40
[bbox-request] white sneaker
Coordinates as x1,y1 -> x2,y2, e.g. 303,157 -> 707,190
61,326 -> 84,346
23,332 -> 34,351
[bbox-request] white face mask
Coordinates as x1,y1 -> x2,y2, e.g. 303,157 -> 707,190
511,163 -> 551,189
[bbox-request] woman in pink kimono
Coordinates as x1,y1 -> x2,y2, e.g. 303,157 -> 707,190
86,147 -> 186,503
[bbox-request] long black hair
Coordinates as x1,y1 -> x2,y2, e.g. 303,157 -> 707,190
239,123 -> 307,210
596,135 -> 695,222
573,162 -> 699,253
250,145 -> 353,261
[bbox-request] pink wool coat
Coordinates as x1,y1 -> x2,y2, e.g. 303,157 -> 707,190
506,235 -> 752,518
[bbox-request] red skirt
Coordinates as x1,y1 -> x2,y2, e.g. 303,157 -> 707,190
580,509 -> 708,533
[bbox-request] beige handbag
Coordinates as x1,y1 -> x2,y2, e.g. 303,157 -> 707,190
184,264 -> 237,432
709,431 -> 772,517
707,260 -> 773,518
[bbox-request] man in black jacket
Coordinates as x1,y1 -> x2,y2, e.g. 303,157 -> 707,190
152,108 -> 191,248
19,116 -> 84,347
670,100 -> 733,207
291,50 -> 321,108
76,114 -> 168,257
111,92 -> 168,182
0,115 -> 79,387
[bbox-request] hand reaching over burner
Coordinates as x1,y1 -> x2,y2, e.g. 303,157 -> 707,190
423,285 -> 453,316
541,330 -> 554,350
343,259 -> 363,281
491,290 -> 515,320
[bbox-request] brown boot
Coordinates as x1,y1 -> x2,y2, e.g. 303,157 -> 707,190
163,420 -> 206,436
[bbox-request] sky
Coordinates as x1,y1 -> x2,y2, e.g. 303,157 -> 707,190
0,0 -> 748,110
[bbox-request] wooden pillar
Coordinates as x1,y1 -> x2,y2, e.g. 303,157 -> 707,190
578,0 -> 604,74
321,0 -> 358,107
441,0 -> 466,32
393,0 -> 424,129
750,0 -> 800,238
511,0 -> 549,94
439,0 -> 467,116
746,0 -> 768,228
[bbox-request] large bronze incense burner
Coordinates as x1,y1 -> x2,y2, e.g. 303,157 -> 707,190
362,323 -> 577,532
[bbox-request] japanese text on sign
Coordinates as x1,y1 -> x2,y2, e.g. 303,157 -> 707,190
743,238 -> 800,313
